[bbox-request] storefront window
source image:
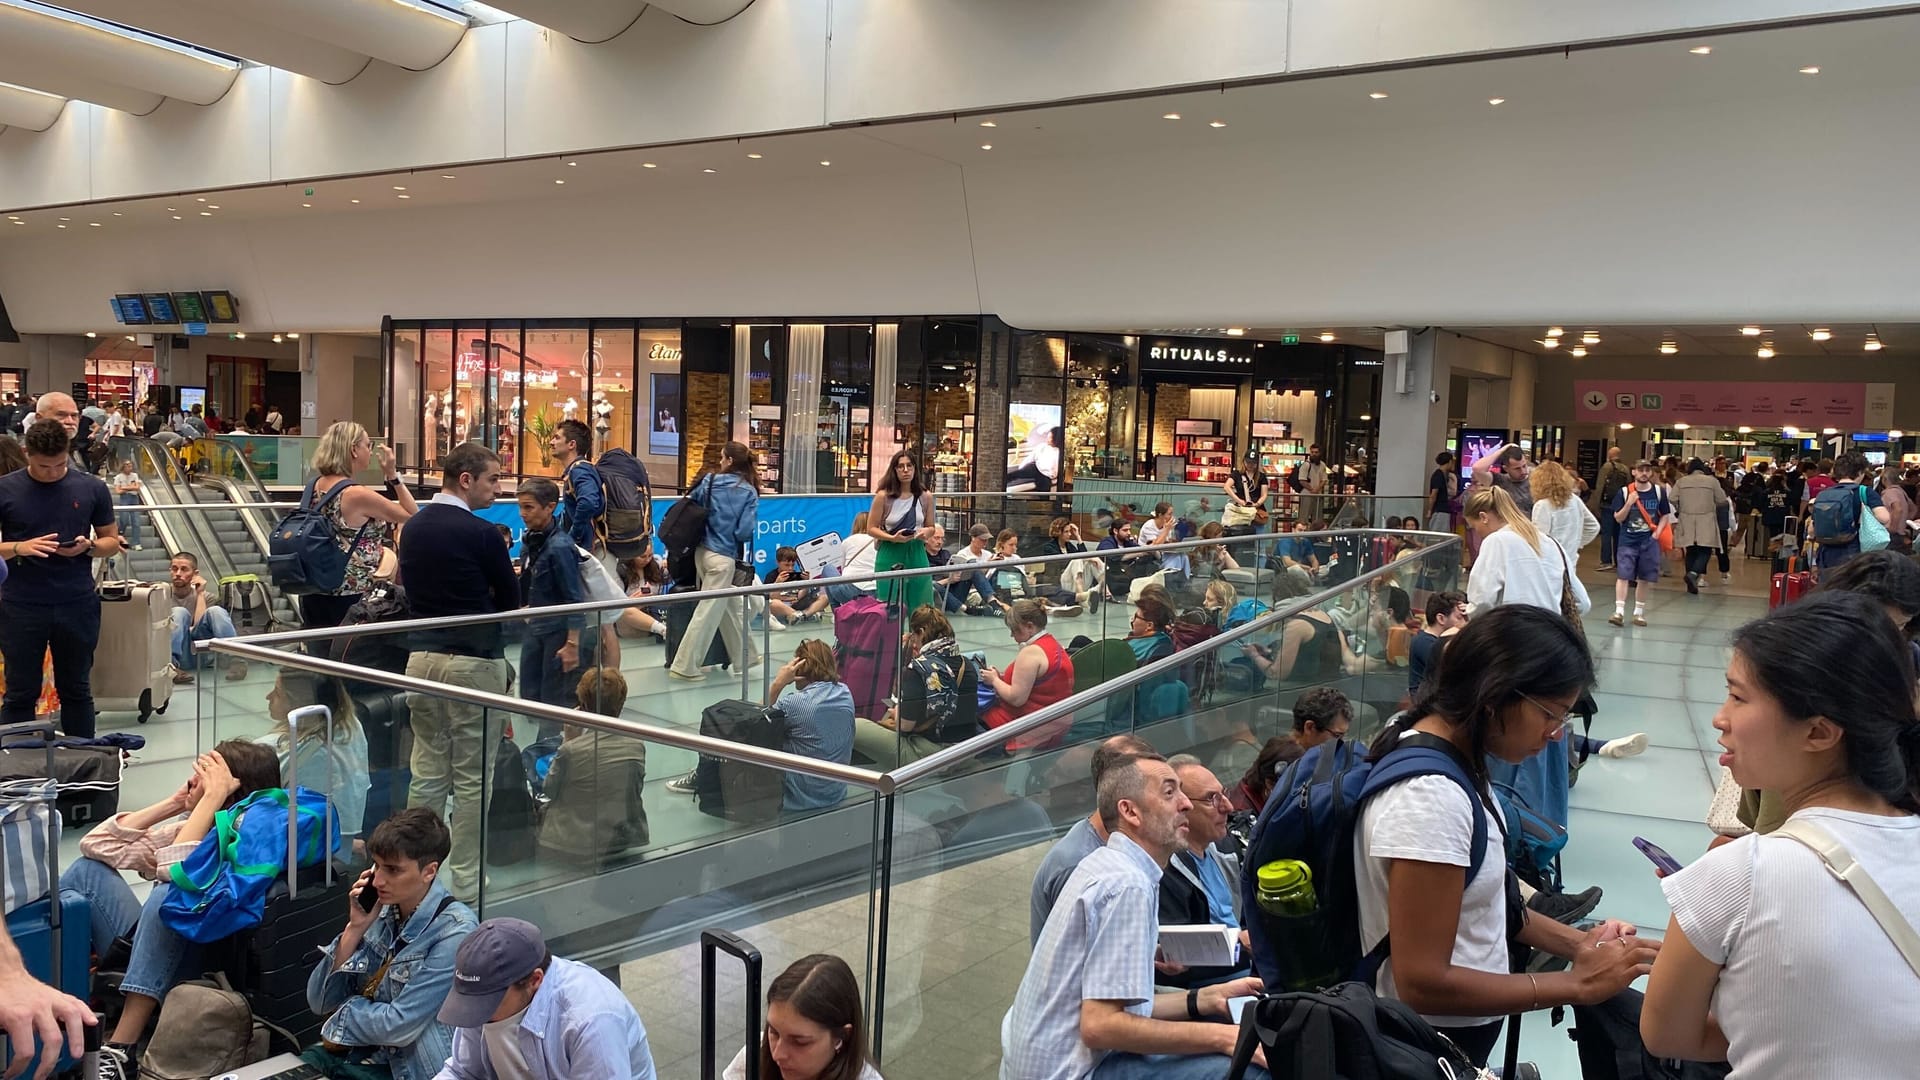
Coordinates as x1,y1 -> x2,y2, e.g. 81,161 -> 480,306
1067,336 -> 1131,480
421,328 -> 455,473
747,325 -> 789,492
487,325 -> 522,473
519,325 -> 592,478
390,328 -> 421,467
589,325 -> 636,467
817,324 -> 873,493
1006,332 -> 1065,492
636,324 -> 680,484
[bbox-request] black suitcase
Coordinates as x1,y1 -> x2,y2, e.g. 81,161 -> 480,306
663,598 -> 732,669
693,700 -> 787,825
700,930 -> 762,1080
0,738 -> 122,826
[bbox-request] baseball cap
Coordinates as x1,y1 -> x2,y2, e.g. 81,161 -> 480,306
438,918 -> 548,1028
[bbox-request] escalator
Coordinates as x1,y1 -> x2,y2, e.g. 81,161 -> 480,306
107,439 -> 259,615
185,440 -> 300,629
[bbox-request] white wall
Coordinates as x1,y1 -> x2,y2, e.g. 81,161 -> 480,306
0,0 -> 1905,209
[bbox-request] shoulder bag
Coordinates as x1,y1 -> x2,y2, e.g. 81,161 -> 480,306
1773,819 -> 1920,977
1551,536 -> 1585,639
1632,488 -> 1674,553
1859,484 -> 1891,552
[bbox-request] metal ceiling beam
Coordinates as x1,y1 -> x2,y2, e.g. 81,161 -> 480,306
0,81 -> 65,131
191,0 -> 469,72
483,0 -> 646,42
0,2 -> 239,110
59,0 -> 373,84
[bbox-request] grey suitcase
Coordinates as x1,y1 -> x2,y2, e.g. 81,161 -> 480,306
95,581 -> 173,722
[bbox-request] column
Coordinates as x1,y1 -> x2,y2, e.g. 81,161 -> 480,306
1375,329 -> 1449,498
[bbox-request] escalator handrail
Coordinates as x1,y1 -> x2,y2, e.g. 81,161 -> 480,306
110,436 -> 241,583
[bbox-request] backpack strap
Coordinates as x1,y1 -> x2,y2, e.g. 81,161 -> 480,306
1773,819 -> 1920,979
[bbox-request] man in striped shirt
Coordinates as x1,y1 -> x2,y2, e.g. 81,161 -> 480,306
1001,755 -> 1269,1080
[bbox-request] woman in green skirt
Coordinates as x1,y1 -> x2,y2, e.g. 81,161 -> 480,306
869,451 -> 937,616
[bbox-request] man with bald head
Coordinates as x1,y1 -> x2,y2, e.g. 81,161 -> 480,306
34,392 -> 80,440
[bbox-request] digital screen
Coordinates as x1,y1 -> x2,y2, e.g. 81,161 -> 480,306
112,295 -> 150,324
142,293 -> 177,323
1457,427 -> 1510,489
203,290 -> 238,323
178,387 -> 206,413
172,292 -> 208,323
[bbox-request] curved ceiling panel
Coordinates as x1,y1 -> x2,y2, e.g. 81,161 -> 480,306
0,2 -> 239,107
197,0 -> 468,72
0,81 -> 66,131
483,0 -> 646,42
648,0 -> 754,23
59,0 -> 372,84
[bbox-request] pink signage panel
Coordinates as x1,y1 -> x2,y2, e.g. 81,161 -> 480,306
1573,380 -> 1866,428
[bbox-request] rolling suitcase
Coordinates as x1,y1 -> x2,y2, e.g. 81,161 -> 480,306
1744,512 -> 1769,558
663,595 -> 731,669
95,580 -> 173,723
700,930 -> 762,1080
832,594 -> 899,721
0,738 -> 122,826
0,720 -> 95,1078
1770,557 -> 1810,610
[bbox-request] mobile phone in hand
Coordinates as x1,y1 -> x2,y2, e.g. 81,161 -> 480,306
357,883 -> 381,913
1633,836 -> 1684,875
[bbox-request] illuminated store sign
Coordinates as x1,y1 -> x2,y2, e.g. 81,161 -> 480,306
1140,335 -> 1259,372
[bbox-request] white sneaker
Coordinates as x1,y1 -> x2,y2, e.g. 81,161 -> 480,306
1600,732 -> 1650,759
1721,573 -> 1731,585
769,617 -> 788,631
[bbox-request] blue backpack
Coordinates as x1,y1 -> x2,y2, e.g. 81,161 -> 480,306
1239,732 -> 1492,991
1809,482 -> 1863,548
1225,598 -> 1270,629
268,478 -> 365,595
159,787 -> 342,943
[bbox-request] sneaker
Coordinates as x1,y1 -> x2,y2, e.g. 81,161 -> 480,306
99,1045 -> 133,1080
1050,604 -> 1085,618
1087,591 -> 1101,615
1684,571 -> 1699,595
171,669 -> 195,686
650,622 -> 667,638
1722,572 -> 1731,585
1633,612 -> 1648,627
1600,732 -> 1650,759
1596,562 -> 1614,572
1526,884 -> 1603,924
224,658 -> 248,682
768,616 -> 788,631
1608,611 -> 1624,627
665,771 -> 699,795
963,604 -> 989,617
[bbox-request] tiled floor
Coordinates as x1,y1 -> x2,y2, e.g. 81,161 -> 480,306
59,542 -> 1770,1079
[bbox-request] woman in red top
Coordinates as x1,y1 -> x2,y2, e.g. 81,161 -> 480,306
981,599 -> 1076,751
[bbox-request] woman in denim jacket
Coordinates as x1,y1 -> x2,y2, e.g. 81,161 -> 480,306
305,809 -> 477,1080
667,441 -> 761,681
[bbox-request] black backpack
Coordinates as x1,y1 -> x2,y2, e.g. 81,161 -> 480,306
485,733 -> 537,866
1562,989 -> 1731,1080
660,478 -> 712,586
268,479 -> 364,596
1227,981 -> 1479,1080
594,448 -> 654,560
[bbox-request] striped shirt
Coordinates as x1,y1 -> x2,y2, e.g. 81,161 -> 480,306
1001,832 -> 1162,1080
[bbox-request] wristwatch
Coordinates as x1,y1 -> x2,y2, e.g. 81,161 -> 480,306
1186,987 -> 1202,1021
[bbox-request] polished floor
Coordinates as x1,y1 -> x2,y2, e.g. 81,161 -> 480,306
54,539 -> 1768,1079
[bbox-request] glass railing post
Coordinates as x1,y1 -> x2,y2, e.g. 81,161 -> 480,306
761,595 -> 772,702
738,595 -> 751,701
866,788 -> 897,1063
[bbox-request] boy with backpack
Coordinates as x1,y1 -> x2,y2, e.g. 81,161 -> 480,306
516,478 -> 593,721
1807,451 -> 1891,576
549,420 -> 603,554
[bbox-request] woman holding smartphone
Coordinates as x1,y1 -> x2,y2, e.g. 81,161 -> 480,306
868,451 -> 936,616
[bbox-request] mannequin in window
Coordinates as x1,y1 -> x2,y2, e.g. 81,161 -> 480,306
423,393 -> 441,468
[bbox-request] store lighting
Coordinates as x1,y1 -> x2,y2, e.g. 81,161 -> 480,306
1320,332 -> 1336,342
1225,328 -> 1246,337
1892,430 -> 1906,439
1546,327 -> 1564,337
1866,337 -> 1884,351
1810,328 -> 1832,341
1737,426 -> 1753,434
84,332 -> 95,338
1659,342 -> 1678,354
1570,347 -> 1588,358
271,334 -> 283,343
1757,345 -> 1775,358
1782,426 -> 1799,437
1674,422 -> 1690,431
1540,338 -> 1559,348
125,335 -> 134,341
1690,46 -> 1712,55
1488,97 -> 1505,106
1163,112 -> 1181,120
1581,332 -> 1601,345
979,120 -> 996,128
1822,427 -> 1839,435
1620,422 -> 1635,430
1740,326 -> 1762,336
287,333 -> 299,339
234,332 -> 245,339
1800,66 -> 1820,75
1368,92 -> 1388,100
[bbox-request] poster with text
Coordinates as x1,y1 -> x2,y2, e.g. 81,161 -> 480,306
649,373 -> 681,456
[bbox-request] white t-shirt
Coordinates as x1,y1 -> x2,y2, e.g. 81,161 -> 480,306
724,1046 -> 884,1080
1356,765 -> 1509,1027
1661,807 -> 1920,1078
481,1004 -> 539,1080
841,533 -> 878,591
1138,518 -> 1189,575
1464,527 -> 1587,617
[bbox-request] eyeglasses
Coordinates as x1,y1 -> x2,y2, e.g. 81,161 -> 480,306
1518,691 -> 1574,734
1193,791 -> 1231,810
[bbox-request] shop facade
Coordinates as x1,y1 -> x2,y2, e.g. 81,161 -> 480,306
381,316 -> 1381,495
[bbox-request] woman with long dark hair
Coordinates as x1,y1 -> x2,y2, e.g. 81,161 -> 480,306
726,953 -> 882,1079
1645,592 -> 1920,1072
1357,606 -> 1652,1067
867,451 -> 936,616
668,441 -> 760,681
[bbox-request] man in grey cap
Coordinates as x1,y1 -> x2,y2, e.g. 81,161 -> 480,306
431,918 -> 655,1080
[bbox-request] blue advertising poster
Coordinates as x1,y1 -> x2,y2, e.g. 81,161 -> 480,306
476,492 -> 869,569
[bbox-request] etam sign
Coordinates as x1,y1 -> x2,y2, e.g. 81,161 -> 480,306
1141,336 -> 1257,369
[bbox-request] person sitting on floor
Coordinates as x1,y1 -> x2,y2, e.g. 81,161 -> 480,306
255,670 -> 370,838
166,552 -> 245,684
764,545 -> 830,628
538,667 -> 649,865
850,606 -> 979,769
982,600 -> 1077,752
303,809 -> 477,1080
1030,735 -> 1161,945
1156,756 -> 1252,990
770,640 -> 858,813
723,953 -> 883,1080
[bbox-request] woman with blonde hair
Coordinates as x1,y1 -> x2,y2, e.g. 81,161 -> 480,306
1529,459 -> 1600,562
302,420 -> 416,629
1463,486 -> 1586,617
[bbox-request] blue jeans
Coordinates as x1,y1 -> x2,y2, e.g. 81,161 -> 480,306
0,598 -> 102,737
116,492 -> 142,547
57,858 -> 199,1000
939,570 -> 995,611
1598,511 -> 1618,564
1093,1051 -> 1268,1080
520,628 -> 597,741
171,605 -> 236,670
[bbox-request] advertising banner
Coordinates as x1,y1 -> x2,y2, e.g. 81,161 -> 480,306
1574,380 -> 1873,428
478,491 -> 870,570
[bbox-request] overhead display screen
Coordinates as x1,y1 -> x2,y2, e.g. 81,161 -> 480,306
112,295 -> 150,324
171,291 -> 209,323
203,290 -> 239,323
142,293 -> 177,323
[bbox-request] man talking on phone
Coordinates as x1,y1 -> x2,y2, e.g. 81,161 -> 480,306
0,419 -> 121,736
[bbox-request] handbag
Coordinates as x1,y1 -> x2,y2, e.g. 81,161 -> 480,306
1774,819 -> 1920,977
1222,503 -> 1257,528
1552,537 -> 1585,639
1632,488 -> 1674,554
1859,484 -> 1891,552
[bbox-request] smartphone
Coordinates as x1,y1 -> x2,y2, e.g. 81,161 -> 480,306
357,883 -> 381,913
1633,836 -> 1684,875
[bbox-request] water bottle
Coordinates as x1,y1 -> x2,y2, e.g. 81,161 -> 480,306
1255,859 -> 1318,917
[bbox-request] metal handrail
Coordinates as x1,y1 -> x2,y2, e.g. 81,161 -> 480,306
199,638 -> 894,790
216,526 -> 1410,649
884,537 -> 1459,786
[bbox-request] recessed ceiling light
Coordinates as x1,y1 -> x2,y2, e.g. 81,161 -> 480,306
1570,347 -> 1588,357
701,169 -> 714,174
1740,326 -> 1763,336
287,332 -> 300,339
171,215 -> 182,220
1823,427 -> 1839,435
1866,337 -> 1884,351
1810,328 -> 1831,341
1619,422 -> 1635,430
746,152 -> 762,159
567,160 -> 578,167
1800,66 -> 1820,75
1540,338 -> 1560,349
301,202 -> 311,207
111,212 -> 122,217
55,223 -> 67,229
207,205 -> 220,210
1224,328 -> 1246,337
199,211 -> 212,217
818,161 -> 831,166
1758,345 -> 1775,358
1209,120 -> 1226,128
1545,327 -> 1564,337
1892,429 -> 1906,438
1359,414 -> 1372,421
196,198 -> 206,202
979,143 -> 993,150
58,217 -> 69,221
1162,112 -> 1181,120
350,198 -> 360,204
1368,92 -> 1389,100
1581,332 -> 1601,345
234,332 -> 245,340
1488,97 -> 1505,105
124,335 -> 134,341
397,194 -> 412,199
1319,332 -> 1336,342
9,220 -> 22,226
166,207 -> 176,212
441,174 -> 456,179
1738,426 -> 1753,434
393,185 -> 406,191
555,178 -> 567,183
980,120 -> 996,128
272,334 -> 283,343
642,162 -> 657,169
88,222 -> 101,227
1659,342 -> 1678,354
1690,46 -> 1712,55
84,332 -> 95,338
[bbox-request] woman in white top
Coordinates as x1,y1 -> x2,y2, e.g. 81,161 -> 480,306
867,452 -> 937,615
1463,486 -> 1588,617
725,953 -> 884,1080
1356,606 -> 1655,1068
839,511 -> 878,594
1528,460 -> 1599,559
1645,592 -> 1920,1076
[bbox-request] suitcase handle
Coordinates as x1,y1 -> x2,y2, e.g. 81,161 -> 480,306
283,705 -> 338,897
700,929 -> 762,1080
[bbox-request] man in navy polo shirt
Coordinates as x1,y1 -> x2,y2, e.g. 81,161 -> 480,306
0,419 -> 121,736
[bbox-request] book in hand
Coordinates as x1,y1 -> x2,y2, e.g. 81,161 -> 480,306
1157,924 -> 1240,967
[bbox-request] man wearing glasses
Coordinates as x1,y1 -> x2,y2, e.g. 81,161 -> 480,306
1154,755 -> 1252,989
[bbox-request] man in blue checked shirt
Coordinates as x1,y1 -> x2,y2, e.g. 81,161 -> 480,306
1001,753 -> 1270,1080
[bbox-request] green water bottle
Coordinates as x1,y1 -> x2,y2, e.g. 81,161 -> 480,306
1255,859 -> 1318,917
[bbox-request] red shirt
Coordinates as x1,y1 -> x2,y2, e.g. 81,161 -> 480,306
984,633 -> 1075,751
1806,475 -> 1836,499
